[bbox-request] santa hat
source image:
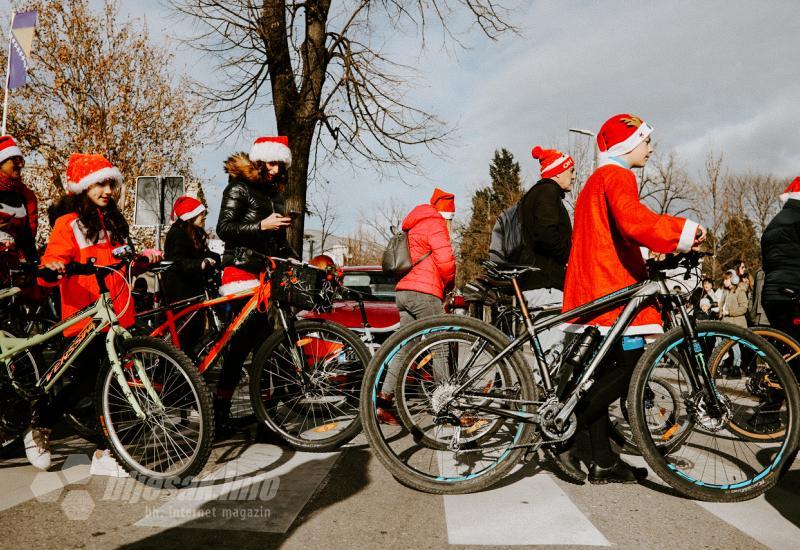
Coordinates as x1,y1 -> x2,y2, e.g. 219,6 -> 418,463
531,146 -> 574,179
430,187 -> 456,220
250,136 -> 292,166
65,153 -> 123,195
219,266 -> 259,296
780,177 -> 800,203
171,195 -> 206,222
0,135 -> 23,165
597,114 -> 654,160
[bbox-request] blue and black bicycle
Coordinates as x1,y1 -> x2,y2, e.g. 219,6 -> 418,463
360,251 -> 800,501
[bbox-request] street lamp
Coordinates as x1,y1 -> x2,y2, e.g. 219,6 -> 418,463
568,127 -> 598,173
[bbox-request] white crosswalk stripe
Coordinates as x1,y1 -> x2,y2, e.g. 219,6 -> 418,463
444,468 -> 610,546
135,443 -> 338,532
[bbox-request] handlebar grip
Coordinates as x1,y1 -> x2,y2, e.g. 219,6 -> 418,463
36,267 -> 61,283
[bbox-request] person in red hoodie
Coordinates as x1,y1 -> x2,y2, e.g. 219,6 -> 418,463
26,153 -> 160,476
376,188 -> 457,424
544,114 -> 705,485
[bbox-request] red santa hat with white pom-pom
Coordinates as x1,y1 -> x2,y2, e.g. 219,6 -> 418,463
780,177 -> 800,203
171,195 -> 206,222
64,153 -> 123,195
596,114 -> 654,162
531,146 -> 574,179
250,136 -> 292,166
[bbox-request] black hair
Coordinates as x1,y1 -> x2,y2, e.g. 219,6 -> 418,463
48,193 -> 129,244
171,218 -> 208,253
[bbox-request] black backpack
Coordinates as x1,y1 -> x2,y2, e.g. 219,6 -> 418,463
489,187 -> 534,263
381,226 -> 431,277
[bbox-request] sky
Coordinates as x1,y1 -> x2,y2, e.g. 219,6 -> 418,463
110,0 -> 800,234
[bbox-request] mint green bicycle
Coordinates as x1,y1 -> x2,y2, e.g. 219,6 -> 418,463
0,256 -> 213,482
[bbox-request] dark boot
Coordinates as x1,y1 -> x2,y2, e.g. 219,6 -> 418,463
542,441 -> 586,484
588,458 -> 647,485
213,396 -> 236,438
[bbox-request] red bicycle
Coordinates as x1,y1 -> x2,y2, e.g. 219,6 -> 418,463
138,252 -> 371,451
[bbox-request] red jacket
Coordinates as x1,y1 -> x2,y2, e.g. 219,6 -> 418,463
395,204 -> 456,300
39,212 -> 135,336
563,161 -> 698,334
0,173 -> 38,261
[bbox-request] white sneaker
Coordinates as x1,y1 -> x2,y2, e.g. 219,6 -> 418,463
90,449 -> 130,478
24,429 -> 52,470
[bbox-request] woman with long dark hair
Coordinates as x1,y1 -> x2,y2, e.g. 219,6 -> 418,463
29,153 -> 160,476
161,195 -> 220,349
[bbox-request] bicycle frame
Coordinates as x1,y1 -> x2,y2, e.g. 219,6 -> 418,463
0,287 -> 162,420
445,272 -> 717,431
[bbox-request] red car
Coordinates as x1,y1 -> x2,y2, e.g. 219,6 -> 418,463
299,266 -> 401,347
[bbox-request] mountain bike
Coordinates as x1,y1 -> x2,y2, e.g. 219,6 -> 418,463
360,251 -> 800,501
0,256 -> 213,481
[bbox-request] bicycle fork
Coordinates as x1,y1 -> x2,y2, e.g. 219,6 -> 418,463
105,326 -> 165,420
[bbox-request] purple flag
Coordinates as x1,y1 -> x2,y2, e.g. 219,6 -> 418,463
7,11 -> 38,90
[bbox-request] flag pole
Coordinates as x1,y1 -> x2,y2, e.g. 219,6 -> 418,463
1,14 -> 12,136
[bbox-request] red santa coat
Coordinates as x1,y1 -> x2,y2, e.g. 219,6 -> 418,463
563,160 -> 698,334
39,212 -> 136,336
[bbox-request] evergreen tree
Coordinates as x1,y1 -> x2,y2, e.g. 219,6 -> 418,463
715,214 -> 761,279
457,149 -> 523,284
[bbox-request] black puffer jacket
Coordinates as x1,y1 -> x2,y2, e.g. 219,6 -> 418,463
162,222 -> 220,303
761,198 -> 800,304
518,179 -> 572,290
216,153 -> 296,261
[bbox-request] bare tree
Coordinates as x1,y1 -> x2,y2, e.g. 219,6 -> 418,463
307,184 -> 339,251
736,172 -> 786,234
639,151 -> 694,216
695,152 -> 726,281
5,0 -> 203,246
359,197 -> 410,245
343,222 -> 382,266
172,0 -> 516,254
564,133 -> 592,214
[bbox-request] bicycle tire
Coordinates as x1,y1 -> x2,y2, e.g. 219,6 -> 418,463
0,329 -> 44,448
360,314 -> 538,495
96,336 -> 214,482
249,320 -> 369,452
393,331 -> 512,449
629,321 -> 800,502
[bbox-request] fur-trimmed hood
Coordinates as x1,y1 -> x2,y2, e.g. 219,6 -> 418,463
224,152 -> 263,184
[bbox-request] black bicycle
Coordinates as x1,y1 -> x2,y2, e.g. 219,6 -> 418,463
360,251 -> 800,502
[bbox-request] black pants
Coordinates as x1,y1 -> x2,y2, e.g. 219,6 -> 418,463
764,301 -> 800,340
216,311 -> 272,401
573,343 -> 643,467
33,336 -> 105,445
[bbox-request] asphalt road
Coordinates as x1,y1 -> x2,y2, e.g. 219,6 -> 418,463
2,425 -> 799,550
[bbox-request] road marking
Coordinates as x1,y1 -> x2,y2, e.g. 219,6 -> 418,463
443,470 -> 610,546
698,487 -> 800,549
0,452 -> 91,512
135,443 -> 338,532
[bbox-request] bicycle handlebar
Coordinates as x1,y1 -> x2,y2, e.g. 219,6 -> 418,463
645,250 -> 712,274
36,258 -> 129,283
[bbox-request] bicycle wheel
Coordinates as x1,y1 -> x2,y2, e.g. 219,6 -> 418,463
393,331 -> 514,450
360,314 -> 538,495
97,336 -> 214,481
609,352 -> 694,455
249,320 -> 369,452
0,329 -> 44,448
629,321 -> 800,502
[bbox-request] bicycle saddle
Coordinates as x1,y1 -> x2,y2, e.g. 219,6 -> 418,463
0,286 -> 21,301
480,260 -> 540,281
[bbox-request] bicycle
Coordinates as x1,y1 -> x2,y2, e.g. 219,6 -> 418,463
0,255 -> 213,481
143,248 -> 371,451
241,250 -> 371,451
359,251 -> 800,501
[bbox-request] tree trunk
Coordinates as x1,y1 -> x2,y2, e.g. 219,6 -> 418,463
285,125 -> 314,258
